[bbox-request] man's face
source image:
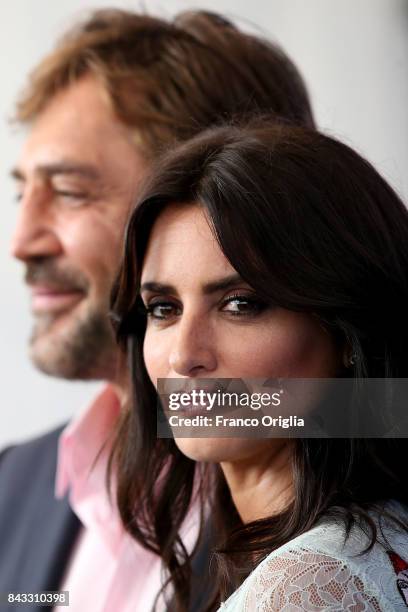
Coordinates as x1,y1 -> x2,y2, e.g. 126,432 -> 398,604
11,76 -> 147,380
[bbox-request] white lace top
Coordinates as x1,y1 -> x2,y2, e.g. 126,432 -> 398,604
218,503 -> 408,611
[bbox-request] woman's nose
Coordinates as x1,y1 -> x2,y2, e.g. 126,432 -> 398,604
168,314 -> 217,376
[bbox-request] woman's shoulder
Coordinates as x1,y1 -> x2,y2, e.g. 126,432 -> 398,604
220,502 -> 408,611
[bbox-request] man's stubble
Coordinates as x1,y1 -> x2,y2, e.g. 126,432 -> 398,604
27,259 -> 119,381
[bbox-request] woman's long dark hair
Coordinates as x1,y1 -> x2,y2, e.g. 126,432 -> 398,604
110,122 -> 408,611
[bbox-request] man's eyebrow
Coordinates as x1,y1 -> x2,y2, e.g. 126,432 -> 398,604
10,168 -> 25,181
10,162 -> 101,182
140,274 -> 244,296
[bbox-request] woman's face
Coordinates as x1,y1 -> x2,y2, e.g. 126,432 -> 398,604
141,204 -> 342,462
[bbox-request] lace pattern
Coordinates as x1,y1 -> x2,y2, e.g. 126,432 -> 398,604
219,507 -> 408,611
235,549 -> 382,611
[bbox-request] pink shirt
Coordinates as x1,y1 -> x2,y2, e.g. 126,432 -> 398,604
54,385 -> 198,612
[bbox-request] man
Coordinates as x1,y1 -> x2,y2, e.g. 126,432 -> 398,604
0,8 -> 314,611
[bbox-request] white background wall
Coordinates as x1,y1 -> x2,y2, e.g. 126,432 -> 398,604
1,0 -> 407,447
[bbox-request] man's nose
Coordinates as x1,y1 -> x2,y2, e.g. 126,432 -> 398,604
10,192 -> 62,262
168,313 -> 218,377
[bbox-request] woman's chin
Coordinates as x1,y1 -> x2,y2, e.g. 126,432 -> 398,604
174,436 -> 268,463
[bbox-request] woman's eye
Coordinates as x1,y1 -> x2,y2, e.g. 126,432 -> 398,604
221,295 -> 267,316
146,302 -> 181,320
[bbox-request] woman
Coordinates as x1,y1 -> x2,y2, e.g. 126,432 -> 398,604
110,122 -> 408,611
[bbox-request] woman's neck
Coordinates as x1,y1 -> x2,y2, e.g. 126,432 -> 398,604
220,441 -> 294,523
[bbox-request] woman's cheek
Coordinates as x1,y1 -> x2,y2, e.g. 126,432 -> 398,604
219,318 -> 322,379
218,324 -> 278,377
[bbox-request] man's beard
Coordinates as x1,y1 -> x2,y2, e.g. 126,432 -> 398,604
26,259 -> 118,381
30,305 -> 118,380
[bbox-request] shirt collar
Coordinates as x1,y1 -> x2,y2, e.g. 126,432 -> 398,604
55,384 -> 123,553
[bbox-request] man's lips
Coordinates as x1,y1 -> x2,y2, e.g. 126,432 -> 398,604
30,285 -> 85,313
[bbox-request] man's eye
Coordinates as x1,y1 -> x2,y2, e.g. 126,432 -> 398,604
146,302 -> 181,320
55,190 -> 88,201
13,182 -> 25,203
220,294 -> 267,316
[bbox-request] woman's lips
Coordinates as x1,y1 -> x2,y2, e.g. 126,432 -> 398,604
30,285 -> 85,313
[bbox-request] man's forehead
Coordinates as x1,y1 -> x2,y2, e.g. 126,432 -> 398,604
15,77 -> 135,174
11,158 -> 102,182
15,123 -> 107,181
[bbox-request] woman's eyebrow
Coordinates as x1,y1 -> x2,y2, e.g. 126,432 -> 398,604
140,274 -> 244,296
140,282 -> 175,295
202,273 -> 244,294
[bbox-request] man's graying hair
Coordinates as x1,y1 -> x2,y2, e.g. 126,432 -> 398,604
15,9 -> 315,155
